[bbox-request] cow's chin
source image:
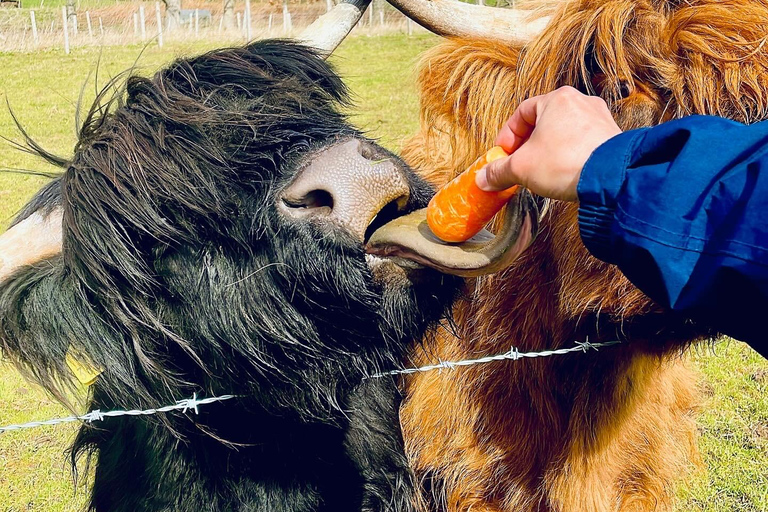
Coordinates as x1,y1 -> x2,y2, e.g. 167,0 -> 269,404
365,253 -> 425,287
367,254 -> 460,355
365,253 -> 459,310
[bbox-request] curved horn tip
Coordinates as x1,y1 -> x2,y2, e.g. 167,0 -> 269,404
387,0 -> 550,45
298,0 -> 372,58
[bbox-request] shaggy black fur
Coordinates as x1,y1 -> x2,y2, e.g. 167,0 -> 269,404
0,41 -> 460,512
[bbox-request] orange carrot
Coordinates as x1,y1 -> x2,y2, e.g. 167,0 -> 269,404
426,146 -> 517,243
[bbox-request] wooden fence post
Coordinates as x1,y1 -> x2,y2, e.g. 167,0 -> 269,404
99,16 -> 104,36
86,10 -> 93,38
62,6 -> 70,54
139,5 -> 146,40
282,3 -> 291,33
194,8 -> 199,37
156,2 -> 163,47
245,0 -> 252,40
30,10 -> 38,45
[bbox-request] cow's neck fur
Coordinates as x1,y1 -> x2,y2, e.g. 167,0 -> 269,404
2,258 -> 416,512
72,381 -> 412,512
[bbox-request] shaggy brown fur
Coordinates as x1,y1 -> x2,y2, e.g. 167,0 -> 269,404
400,1 -> 768,510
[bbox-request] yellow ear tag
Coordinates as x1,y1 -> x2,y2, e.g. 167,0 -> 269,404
65,350 -> 104,387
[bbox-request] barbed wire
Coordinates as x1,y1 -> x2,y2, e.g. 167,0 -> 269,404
0,393 -> 235,433
0,339 -> 621,433
367,339 -> 622,378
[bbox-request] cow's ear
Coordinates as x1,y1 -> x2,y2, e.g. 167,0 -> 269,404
666,2 -> 768,123
0,207 -> 63,284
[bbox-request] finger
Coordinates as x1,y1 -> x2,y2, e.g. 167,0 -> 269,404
494,95 -> 542,153
476,154 -> 522,192
586,94 -> 609,109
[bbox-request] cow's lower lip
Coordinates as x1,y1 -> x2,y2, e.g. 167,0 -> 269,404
364,253 -> 424,270
364,189 -> 540,277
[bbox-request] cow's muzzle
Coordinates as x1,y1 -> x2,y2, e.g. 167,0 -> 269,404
279,139 -> 411,243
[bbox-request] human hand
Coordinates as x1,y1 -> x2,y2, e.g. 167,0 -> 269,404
475,86 -> 622,202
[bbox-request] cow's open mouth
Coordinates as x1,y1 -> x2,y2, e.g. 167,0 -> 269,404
365,188 -> 542,277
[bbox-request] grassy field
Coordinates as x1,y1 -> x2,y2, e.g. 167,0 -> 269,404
0,34 -> 766,512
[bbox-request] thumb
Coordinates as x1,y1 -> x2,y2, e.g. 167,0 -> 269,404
476,154 -> 522,192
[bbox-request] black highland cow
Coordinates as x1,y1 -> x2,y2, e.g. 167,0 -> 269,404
0,41 -> 464,512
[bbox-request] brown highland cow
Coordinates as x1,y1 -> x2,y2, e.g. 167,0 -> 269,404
395,0 -> 768,510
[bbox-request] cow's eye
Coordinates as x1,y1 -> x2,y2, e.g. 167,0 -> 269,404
618,80 -> 633,99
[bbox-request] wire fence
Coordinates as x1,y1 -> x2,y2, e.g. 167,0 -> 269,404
0,339 -> 621,433
367,339 -> 621,377
0,393 -> 236,433
0,0 -> 427,53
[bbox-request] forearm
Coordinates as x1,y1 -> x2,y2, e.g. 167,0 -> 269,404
577,115 -> 768,355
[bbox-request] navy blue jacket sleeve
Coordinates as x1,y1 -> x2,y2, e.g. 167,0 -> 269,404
577,115 -> 768,358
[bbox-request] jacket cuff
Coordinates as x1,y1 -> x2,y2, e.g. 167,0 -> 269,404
577,128 -> 649,264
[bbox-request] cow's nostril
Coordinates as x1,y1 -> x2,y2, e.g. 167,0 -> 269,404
364,196 -> 408,244
282,189 -> 334,215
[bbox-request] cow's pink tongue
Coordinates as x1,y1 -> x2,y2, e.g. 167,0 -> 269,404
365,189 -> 540,277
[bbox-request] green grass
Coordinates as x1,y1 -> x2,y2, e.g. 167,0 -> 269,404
680,343 -> 768,511
0,34 -> 766,512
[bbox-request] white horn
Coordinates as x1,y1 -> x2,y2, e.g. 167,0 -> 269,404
298,0 -> 372,58
0,208 -> 63,282
386,0 -> 549,45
